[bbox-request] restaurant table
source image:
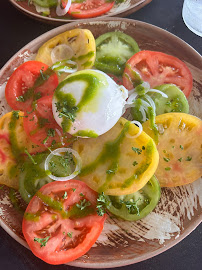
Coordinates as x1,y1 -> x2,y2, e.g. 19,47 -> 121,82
0,0 -> 201,269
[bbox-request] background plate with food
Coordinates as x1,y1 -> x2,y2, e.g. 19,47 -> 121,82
0,18 -> 201,268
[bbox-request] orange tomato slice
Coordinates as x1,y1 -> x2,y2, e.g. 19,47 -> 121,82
143,113 -> 202,187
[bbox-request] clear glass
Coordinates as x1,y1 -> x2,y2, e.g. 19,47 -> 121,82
182,0 -> 202,37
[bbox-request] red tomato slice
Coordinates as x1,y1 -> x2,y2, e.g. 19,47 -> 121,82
68,0 -> 114,19
5,61 -> 58,111
23,95 -> 62,147
123,51 -> 193,97
22,180 -> 106,265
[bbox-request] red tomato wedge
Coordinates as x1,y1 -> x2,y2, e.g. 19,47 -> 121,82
22,180 -> 106,265
68,0 -> 114,19
23,95 -> 62,147
5,61 -> 58,111
123,51 -> 193,97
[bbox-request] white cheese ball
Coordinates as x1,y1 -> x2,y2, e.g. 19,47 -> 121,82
52,70 -> 128,137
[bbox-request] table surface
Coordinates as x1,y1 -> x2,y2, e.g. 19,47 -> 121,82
0,0 -> 201,269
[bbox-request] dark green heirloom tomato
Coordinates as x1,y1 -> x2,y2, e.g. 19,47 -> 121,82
95,31 -> 139,76
19,152 -> 52,203
32,0 -> 57,8
131,84 -> 189,123
105,175 -> 161,221
151,84 -> 189,115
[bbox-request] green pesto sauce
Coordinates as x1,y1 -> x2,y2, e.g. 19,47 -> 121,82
121,140 -> 154,189
55,72 -> 104,132
36,191 -> 69,219
74,130 -> 98,138
125,63 -> 143,87
9,114 -> 22,158
77,51 -> 95,61
25,192 -> 94,221
82,61 -> 93,68
24,212 -> 40,222
79,121 -> 130,192
21,68 -> 54,102
148,107 -> 158,144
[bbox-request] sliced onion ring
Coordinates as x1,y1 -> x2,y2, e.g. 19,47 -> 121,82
45,148 -> 82,181
56,0 -> 71,16
126,121 -> 143,139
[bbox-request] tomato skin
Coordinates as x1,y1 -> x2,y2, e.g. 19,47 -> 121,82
123,51 -> 193,97
5,61 -> 58,111
68,0 -> 114,19
23,95 -> 61,147
22,180 -> 106,265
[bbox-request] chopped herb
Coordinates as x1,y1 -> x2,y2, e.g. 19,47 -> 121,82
165,167 -> 171,171
47,128 -> 55,137
165,101 -> 171,106
12,110 -> 20,119
55,101 -> 78,123
76,199 -> 91,210
63,232 -> 65,235
96,193 -> 107,216
133,161 -> 138,166
67,232 -> 73,238
142,146 -> 145,150
163,157 -> 170,162
178,157 -> 183,162
34,236 -> 50,247
121,198 -> 140,215
16,96 -> 25,102
186,156 -> 192,161
79,193 -> 84,197
0,185 -> 4,190
180,145 -> 184,150
51,140 -> 56,147
132,147 -> 142,155
106,169 -> 115,174
72,188 -> 76,192
172,146 -> 175,148
25,149 -> 37,165
163,150 -> 166,153
63,191 -> 68,199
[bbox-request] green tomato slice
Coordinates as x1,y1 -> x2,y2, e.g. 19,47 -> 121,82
151,84 -> 189,115
95,31 -> 139,76
131,84 -> 189,122
33,0 -> 57,8
19,152 -> 52,203
105,175 -> 161,221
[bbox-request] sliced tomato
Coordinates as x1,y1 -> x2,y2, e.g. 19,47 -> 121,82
123,51 -> 193,97
5,61 -> 58,111
23,95 -> 61,147
22,180 -> 106,265
68,0 -> 114,19
143,113 -> 202,187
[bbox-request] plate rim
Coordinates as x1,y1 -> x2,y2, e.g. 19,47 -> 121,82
9,0 -> 152,24
0,17 -> 201,268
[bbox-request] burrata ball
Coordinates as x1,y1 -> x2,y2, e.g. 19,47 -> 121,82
52,70 -> 128,137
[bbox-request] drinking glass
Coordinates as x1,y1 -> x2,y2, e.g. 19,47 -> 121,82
182,0 -> 202,37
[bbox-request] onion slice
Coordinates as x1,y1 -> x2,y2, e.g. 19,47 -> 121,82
45,148 -> 82,181
126,121 -> 143,139
56,0 -> 71,16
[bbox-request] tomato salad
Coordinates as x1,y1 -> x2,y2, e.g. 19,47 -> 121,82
1,29 -> 201,265
17,0 -> 124,19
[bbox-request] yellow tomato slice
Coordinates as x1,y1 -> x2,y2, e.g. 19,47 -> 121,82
0,112 -> 43,189
73,117 -> 159,196
35,29 -> 96,70
143,113 -> 202,187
